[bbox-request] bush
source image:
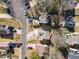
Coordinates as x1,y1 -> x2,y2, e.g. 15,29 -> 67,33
30,50 -> 40,59
2,0 -> 8,3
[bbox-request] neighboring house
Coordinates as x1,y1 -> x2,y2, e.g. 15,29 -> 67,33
27,44 -> 48,57
63,0 -> 77,16
66,32 -> 79,45
38,28 -> 50,40
0,25 -> 16,39
36,44 -> 48,57
0,42 -> 9,55
38,28 -> 51,45
0,25 -> 8,35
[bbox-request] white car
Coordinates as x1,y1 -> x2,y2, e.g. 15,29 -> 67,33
68,48 -> 79,59
69,48 -> 79,56
69,48 -> 77,55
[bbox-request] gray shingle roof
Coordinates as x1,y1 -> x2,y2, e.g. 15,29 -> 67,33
0,26 -> 9,34
38,28 -> 50,40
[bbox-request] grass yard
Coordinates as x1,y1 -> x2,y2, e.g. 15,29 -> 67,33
74,9 -> 79,32
75,9 -> 79,22
75,27 -> 79,32
74,16 -> 79,22
28,24 -> 33,33
0,19 -> 21,29
0,38 -> 17,42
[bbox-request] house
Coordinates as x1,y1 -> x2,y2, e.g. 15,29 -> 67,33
0,25 -> 8,35
63,0 -> 77,16
63,0 -> 77,10
35,44 -> 48,57
0,42 -> 9,55
27,44 -> 48,57
0,25 -> 16,39
66,32 -> 79,45
38,28 -> 50,40
38,28 -> 51,45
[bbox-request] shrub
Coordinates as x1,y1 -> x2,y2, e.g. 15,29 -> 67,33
30,50 -> 40,59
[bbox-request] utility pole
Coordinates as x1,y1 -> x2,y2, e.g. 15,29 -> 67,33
8,0 -> 27,59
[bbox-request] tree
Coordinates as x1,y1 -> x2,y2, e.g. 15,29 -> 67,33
1,0 -> 8,3
37,0 -> 69,59
30,50 -> 40,59
37,0 -> 60,14
76,0 -> 79,2
46,0 -> 59,14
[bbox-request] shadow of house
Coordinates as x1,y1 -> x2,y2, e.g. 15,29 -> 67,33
0,25 -> 16,39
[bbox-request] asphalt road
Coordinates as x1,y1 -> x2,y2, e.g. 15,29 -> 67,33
9,0 -> 27,59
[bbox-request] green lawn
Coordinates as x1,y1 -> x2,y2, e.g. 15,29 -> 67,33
74,9 -> 79,32
75,9 -> 79,22
0,19 -> 21,29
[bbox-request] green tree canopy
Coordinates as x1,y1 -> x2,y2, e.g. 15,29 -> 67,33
37,0 -> 60,14
1,0 -> 8,3
46,0 -> 59,14
30,50 -> 40,59
76,0 -> 79,2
